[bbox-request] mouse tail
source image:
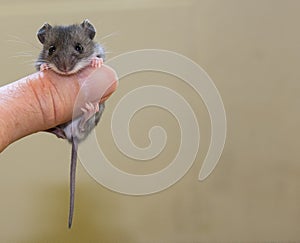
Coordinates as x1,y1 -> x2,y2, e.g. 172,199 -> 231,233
68,137 -> 78,228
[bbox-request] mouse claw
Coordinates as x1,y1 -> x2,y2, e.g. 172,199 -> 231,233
40,63 -> 50,71
90,57 -> 103,68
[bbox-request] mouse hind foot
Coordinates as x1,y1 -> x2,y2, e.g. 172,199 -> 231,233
79,102 -> 100,132
46,127 -> 67,139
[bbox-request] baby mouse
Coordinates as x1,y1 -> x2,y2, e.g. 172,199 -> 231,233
35,19 -> 106,228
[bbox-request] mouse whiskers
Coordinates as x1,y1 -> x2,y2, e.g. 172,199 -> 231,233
6,34 -> 40,50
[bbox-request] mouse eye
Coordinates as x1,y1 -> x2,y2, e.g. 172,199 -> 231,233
75,43 -> 84,54
48,45 -> 56,56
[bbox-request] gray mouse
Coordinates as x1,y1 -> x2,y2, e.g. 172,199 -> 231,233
35,19 -> 106,228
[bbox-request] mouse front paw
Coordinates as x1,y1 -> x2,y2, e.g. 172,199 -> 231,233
40,63 -> 50,71
90,57 -> 103,69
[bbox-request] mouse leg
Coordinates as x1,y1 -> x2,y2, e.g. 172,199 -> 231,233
40,63 -> 50,71
46,126 -> 67,139
78,102 -> 100,132
90,57 -> 103,68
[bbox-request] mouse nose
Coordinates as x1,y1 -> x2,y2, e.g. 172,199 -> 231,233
59,63 -> 69,73
63,63 -> 68,71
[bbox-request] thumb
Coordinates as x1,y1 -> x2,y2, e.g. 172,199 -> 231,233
0,65 -> 118,152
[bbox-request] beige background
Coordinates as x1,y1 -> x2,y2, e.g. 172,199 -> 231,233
1,0 -> 300,242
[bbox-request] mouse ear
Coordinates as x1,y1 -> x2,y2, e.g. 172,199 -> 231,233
37,23 -> 52,44
81,19 -> 96,40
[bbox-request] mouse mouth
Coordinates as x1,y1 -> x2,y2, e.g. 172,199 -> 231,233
50,64 -> 77,76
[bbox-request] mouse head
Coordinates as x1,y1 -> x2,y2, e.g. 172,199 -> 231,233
36,19 -> 98,75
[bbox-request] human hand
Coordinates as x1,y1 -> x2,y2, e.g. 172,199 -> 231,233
0,65 -> 118,152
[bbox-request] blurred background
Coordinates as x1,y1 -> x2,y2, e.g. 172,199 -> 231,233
1,0 -> 300,242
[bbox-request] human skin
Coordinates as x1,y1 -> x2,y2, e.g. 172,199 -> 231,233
0,65 -> 118,152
